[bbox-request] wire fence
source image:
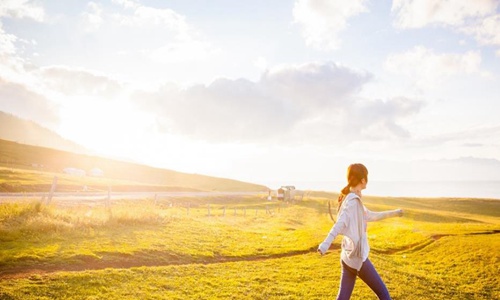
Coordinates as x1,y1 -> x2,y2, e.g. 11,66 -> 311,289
6,176 -> 297,218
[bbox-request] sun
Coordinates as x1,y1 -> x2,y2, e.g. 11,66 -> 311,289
57,97 -> 150,156
56,97 -> 220,175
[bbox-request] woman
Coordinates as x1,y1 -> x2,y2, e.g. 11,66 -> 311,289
318,163 -> 403,300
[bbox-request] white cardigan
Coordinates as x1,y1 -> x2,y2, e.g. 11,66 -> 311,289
318,193 -> 402,271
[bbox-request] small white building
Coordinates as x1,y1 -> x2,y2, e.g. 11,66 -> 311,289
63,167 -> 86,177
89,168 -> 104,177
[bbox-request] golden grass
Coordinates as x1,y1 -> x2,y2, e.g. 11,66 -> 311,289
0,195 -> 498,299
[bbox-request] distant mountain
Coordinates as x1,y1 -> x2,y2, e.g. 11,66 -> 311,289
0,111 -> 88,154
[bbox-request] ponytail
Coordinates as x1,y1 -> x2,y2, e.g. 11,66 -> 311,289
337,184 -> 351,212
337,164 -> 368,212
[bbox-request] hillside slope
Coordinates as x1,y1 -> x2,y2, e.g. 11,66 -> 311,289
0,139 -> 267,192
0,111 -> 87,154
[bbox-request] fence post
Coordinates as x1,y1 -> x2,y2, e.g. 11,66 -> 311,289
223,206 -> 226,217
106,185 -> 113,218
154,194 -> 158,206
106,186 -> 111,208
46,176 -> 58,205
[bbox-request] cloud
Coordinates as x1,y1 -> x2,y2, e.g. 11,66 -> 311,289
0,0 -> 45,81
262,62 -> 371,111
461,14 -> 500,47
0,0 -> 45,21
81,2 -> 103,33
354,97 -> 424,139
80,0 -> 214,64
391,0 -> 500,53
0,25 -> 17,55
37,66 -> 123,97
0,0 -> 45,56
293,0 -> 368,50
385,46 -> 482,89
391,0 -> 497,28
112,1 -> 188,33
0,0 -> 58,128
134,62 -> 423,144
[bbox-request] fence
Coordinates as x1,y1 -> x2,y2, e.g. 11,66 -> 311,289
35,176 -> 290,218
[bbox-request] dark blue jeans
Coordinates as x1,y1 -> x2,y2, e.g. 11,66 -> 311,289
337,258 -> 391,300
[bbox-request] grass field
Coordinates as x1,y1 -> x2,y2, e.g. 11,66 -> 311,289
0,193 -> 499,299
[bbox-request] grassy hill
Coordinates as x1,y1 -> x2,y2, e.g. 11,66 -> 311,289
0,139 -> 267,192
0,111 -> 88,154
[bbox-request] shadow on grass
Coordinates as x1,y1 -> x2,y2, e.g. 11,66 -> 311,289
0,246 -> 324,280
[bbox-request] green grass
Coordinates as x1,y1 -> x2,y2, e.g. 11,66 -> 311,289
0,195 -> 499,299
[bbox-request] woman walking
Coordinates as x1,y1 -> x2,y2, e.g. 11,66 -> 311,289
318,163 -> 403,300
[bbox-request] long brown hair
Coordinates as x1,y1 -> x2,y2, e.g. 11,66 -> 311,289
337,163 -> 368,212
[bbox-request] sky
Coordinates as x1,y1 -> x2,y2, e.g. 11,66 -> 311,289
1,0 -> 500,190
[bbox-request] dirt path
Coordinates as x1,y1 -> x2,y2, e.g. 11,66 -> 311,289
371,230 -> 500,255
2,230 -> 498,280
0,247 -> 320,280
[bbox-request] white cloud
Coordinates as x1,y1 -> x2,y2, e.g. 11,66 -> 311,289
462,14 -> 500,47
392,0 -> 500,53
144,39 -> 214,64
81,2 -> 103,33
355,97 -> 424,139
385,46 -> 482,89
0,25 -> 17,55
82,0 -> 189,34
391,0 -> 497,28
262,62 -> 371,111
0,0 -> 54,125
80,0 -> 215,64
0,0 -> 45,21
111,0 -> 139,10
37,66 -> 123,97
293,0 -> 368,50
0,0 -> 45,56
253,56 -> 268,71
134,62 -> 422,144
110,1 -> 189,34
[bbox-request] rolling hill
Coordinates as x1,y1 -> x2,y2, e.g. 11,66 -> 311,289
0,111 -> 88,154
0,139 -> 268,192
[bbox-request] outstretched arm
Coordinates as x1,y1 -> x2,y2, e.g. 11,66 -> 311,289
365,207 -> 403,222
317,219 -> 345,255
318,198 -> 358,255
